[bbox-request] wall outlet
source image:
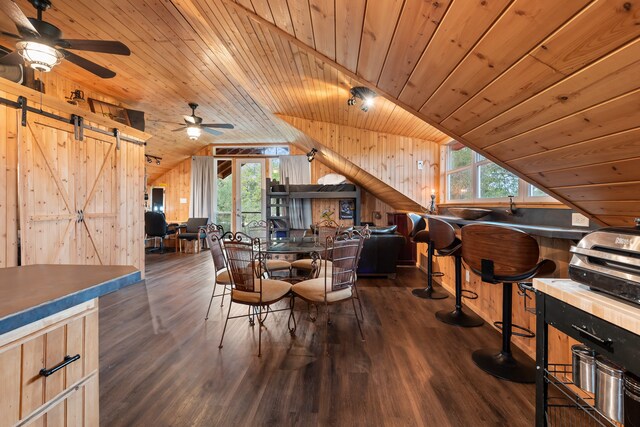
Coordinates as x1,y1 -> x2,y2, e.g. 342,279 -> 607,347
572,213 -> 590,227
417,160 -> 424,170
180,198 -> 187,204
465,269 -> 470,283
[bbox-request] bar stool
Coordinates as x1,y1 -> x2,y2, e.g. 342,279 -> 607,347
428,217 -> 484,328
461,224 -> 555,383
407,213 -> 447,300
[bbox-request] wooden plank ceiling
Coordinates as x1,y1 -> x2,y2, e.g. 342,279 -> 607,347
1,0 -> 639,224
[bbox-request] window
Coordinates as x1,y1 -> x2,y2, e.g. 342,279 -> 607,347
444,142 -> 555,203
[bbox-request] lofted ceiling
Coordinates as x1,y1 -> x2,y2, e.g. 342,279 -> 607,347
1,0 -> 639,225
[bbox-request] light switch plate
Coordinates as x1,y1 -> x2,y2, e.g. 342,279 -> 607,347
180,198 -> 187,204
572,213 -> 589,227
417,160 -> 424,170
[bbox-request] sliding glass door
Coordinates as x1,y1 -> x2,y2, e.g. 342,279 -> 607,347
236,159 -> 266,233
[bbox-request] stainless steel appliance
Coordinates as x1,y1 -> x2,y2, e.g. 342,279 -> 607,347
569,225 -> 640,305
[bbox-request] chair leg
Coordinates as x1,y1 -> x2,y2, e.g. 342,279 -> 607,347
220,284 -> 227,307
471,282 -> 535,383
258,305 -> 262,357
435,255 -> 484,327
218,300 -> 233,349
205,281 -> 218,320
352,297 -> 365,341
412,243 -> 448,300
352,283 -> 365,320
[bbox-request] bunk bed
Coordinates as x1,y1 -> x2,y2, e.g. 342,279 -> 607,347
266,178 -> 361,238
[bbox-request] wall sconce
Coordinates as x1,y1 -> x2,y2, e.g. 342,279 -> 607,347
145,154 -> 162,166
307,148 -> 317,162
347,86 -> 377,112
66,90 -> 86,105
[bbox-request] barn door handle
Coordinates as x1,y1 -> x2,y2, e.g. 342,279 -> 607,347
39,354 -> 81,377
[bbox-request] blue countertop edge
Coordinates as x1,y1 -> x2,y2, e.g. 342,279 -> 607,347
0,270 -> 143,336
424,215 -> 591,240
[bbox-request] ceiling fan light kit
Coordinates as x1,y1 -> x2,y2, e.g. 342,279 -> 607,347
0,0 -> 130,78
186,125 -> 201,140
16,40 -> 62,71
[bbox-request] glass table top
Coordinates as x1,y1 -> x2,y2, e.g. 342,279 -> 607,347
265,237 -> 326,254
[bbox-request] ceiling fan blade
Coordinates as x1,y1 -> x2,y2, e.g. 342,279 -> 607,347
57,39 -> 131,55
0,1 -> 39,37
183,115 -> 197,124
0,50 -> 22,65
203,128 -> 223,136
1,30 -> 21,39
59,49 -> 116,79
202,123 -> 235,129
172,127 -> 187,132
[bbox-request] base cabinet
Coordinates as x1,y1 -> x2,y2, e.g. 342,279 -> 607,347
0,300 -> 99,427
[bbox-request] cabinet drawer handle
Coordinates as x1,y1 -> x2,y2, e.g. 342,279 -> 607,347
39,354 -> 81,377
571,325 -> 613,347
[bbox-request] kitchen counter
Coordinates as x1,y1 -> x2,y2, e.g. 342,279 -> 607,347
0,264 -> 141,335
423,214 -> 590,240
0,264 -> 141,425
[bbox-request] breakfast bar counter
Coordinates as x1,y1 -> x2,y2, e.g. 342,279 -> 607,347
0,264 -> 142,426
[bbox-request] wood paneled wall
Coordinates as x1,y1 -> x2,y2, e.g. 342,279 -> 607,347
0,78 -> 149,274
150,146 -> 212,223
0,103 -> 18,268
286,116 -> 440,224
418,236 -> 578,362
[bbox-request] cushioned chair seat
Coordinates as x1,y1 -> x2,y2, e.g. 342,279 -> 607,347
216,268 -> 232,284
291,277 -> 352,303
291,258 -> 333,271
232,279 -> 292,304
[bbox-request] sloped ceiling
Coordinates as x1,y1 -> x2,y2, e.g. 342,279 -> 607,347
2,0 -> 639,224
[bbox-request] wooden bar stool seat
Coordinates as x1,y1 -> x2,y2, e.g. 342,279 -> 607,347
407,213 -> 447,300
462,224 -> 555,383
428,217 -> 484,328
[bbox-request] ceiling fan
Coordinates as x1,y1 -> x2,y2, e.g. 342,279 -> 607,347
0,0 -> 130,78
172,103 -> 234,140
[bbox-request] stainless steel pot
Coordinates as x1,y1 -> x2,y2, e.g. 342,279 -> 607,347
571,344 -> 596,392
625,372 -> 640,427
595,356 -> 624,423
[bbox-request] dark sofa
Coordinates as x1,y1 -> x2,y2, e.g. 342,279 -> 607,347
355,225 -> 406,279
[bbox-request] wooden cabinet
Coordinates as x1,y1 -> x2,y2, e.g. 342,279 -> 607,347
387,212 -> 416,265
0,300 -> 99,427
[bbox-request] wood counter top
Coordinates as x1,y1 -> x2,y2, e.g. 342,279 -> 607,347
424,215 -> 591,240
534,278 -> 640,336
0,264 -> 141,335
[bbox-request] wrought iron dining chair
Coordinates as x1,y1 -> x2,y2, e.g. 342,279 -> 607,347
204,224 -> 232,319
244,219 -> 292,275
291,219 -> 341,274
218,232 -> 294,357
290,229 -> 367,342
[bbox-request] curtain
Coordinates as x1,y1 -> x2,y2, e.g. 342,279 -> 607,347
189,156 -> 215,220
280,155 -> 312,229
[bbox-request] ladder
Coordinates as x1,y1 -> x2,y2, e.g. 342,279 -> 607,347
266,177 -> 291,239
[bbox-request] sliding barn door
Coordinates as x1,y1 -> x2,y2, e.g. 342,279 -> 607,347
19,116 -> 144,270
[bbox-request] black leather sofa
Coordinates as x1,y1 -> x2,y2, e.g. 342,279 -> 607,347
355,225 -> 406,279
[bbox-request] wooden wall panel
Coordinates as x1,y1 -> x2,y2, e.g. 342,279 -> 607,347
0,96 -> 18,268
0,79 -> 149,274
150,146 -> 211,222
286,116 -> 440,224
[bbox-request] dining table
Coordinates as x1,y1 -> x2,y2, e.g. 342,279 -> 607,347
265,236 -> 327,255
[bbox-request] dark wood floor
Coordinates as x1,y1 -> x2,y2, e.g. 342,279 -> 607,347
99,251 -> 535,426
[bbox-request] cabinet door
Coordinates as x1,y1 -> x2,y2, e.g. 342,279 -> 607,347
22,374 -> 98,427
